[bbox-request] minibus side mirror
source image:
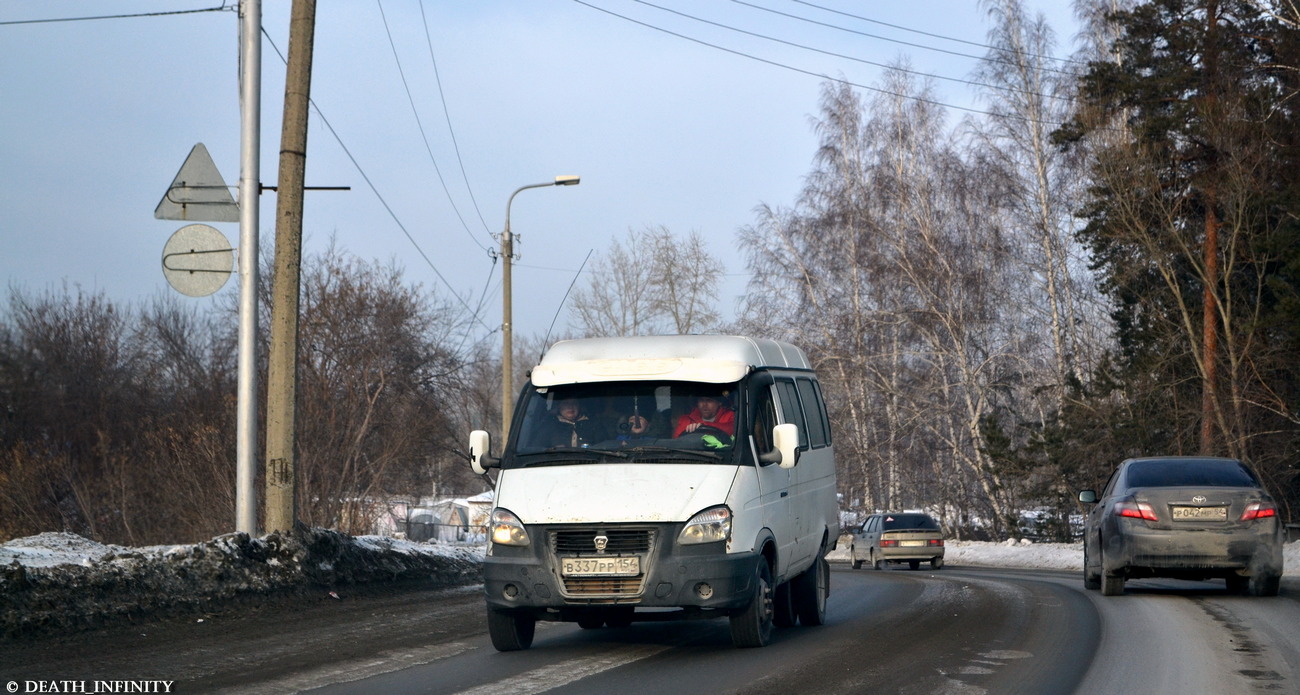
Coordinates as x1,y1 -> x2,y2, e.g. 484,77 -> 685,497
773,423 -> 800,469
469,430 -> 500,474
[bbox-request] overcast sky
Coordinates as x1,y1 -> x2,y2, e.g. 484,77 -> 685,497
1,0 -> 1079,347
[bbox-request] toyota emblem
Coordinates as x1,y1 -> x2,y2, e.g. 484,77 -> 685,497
1192,495 -> 1207,504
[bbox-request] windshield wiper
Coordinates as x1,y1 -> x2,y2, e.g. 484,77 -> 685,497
515,447 -> 629,465
621,446 -> 723,462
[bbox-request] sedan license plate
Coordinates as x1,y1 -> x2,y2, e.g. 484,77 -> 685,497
560,556 -> 640,577
1171,505 -> 1227,521
900,540 -> 927,547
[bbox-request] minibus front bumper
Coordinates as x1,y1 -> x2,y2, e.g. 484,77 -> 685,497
482,522 -> 760,618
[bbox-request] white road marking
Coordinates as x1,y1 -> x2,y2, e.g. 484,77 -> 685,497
219,642 -> 474,695
453,643 -> 675,695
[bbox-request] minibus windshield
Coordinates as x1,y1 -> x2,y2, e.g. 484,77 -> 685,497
509,380 -> 741,465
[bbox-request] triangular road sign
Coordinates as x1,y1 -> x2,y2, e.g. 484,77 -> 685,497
154,143 -> 239,222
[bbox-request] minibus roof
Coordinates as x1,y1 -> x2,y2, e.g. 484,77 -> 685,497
530,335 -> 811,387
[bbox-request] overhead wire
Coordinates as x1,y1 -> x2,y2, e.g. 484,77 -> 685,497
630,0 -> 1072,102
376,0 -> 487,253
4,4 -> 503,339
261,28 -> 497,337
0,4 -> 232,25
7,3 -> 499,337
14,3 -> 1091,335
727,0 -> 1078,76
379,0 -> 501,355
418,0 -> 494,236
570,0 -> 1080,127
786,0 -> 1088,67
412,0 -> 503,349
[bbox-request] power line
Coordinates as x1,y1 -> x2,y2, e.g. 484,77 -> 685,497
261,28 -> 496,336
570,0 -> 1078,127
376,0 -> 502,359
415,0 -> 501,345
4,2 -> 503,340
0,4 -> 232,26
733,0 -> 1078,75
419,0 -> 493,236
783,0 -> 1087,67
631,0 -> 1071,102
376,0 -> 487,253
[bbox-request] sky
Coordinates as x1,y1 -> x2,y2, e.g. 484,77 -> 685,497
0,0 -> 1081,349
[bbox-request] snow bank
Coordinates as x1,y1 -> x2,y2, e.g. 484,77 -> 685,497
5,529 -> 1299,638
831,535 -> 1300,575
943,539 -> 1084,571
0,527 -> 483,637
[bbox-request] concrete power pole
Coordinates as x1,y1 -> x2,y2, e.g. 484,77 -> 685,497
264,0 -> 317,533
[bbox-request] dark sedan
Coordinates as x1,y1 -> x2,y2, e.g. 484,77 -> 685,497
1079,456 -> 1284,596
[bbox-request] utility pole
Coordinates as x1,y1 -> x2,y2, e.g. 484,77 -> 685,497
500,213 -> 514,441
264,0 -> 317,533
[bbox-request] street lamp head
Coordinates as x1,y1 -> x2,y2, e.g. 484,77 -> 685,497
554,175 -> 581,186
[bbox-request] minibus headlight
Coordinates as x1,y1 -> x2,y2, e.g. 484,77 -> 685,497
679,506 -> 732,545
489,508 -> 530,546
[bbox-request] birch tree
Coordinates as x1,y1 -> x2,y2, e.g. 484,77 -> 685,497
740,74 -> 1030,536
569,226 -> 719,337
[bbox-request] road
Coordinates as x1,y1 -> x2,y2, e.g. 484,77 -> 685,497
4,565 -> 1298,694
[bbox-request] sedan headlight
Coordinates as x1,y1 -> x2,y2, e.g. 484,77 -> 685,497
489,508 -> 530,546
679,506 -> 732,545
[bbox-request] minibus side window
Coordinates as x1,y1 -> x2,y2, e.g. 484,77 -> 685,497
751,385 -> 778,458
775,378 -> 809,449
797,378 -> 829,448
812,380 -> 832,445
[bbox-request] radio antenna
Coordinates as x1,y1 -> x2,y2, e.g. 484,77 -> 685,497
539,249 -> 593,362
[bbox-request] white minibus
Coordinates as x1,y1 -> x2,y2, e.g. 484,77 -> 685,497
469,335 -> 837,649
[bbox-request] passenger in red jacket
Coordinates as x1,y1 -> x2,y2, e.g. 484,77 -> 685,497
674,393 -> 736,438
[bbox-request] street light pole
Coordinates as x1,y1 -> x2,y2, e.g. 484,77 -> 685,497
235,0 -> 261,535
501,175 -> 580,442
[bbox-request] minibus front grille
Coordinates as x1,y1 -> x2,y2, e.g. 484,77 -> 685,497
560,576 -> 646,599
549,527 -> 656,600
550,528 -> 655,554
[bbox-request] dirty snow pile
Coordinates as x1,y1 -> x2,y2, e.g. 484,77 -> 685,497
824,538 -> 1091,571
0,528 -> 483,637
5,530 -> 1299,638
828,536 -> 1300,574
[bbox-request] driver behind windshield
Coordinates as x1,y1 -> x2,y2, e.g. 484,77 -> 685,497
673,390 -> 736,438
533,397 -> 608,448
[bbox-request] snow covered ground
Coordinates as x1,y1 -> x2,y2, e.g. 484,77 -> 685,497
5,531 -> 1299,575
6,531 -> 1299,575
829,537 -> 1300,574
0,528 -> 483,637
0,530 -> 482,569
3,530 -> 1297,637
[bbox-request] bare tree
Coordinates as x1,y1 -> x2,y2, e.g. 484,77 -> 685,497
739,73 -> 1028,534
569,226 -> 720,337
0,287 -> 149,542
569,228 -> 659,337
646,227 -> 720,334
974,0 -> 1108,409
292,244 -> 472,532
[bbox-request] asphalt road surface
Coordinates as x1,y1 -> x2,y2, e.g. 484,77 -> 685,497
5,565 -> 1298,694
